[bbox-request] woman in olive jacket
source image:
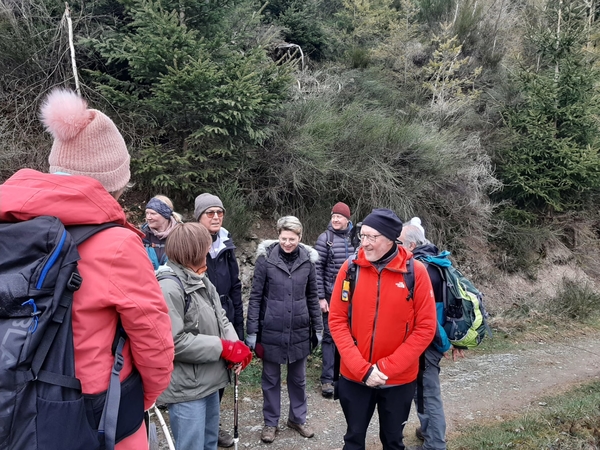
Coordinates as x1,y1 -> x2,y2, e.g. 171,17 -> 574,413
245,216 -> 323,444
157,223 -> 251,450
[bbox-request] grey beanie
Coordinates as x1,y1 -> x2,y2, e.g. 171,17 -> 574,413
194,193 -> 225,220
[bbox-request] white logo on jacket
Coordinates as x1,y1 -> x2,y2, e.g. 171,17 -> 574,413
396,281 -> 405,288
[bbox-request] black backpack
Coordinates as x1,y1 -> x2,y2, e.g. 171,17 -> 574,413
347,221 -> 362,251
0,216 -> 144,450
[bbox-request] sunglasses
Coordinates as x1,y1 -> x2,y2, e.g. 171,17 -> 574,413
204,209 -> 224,218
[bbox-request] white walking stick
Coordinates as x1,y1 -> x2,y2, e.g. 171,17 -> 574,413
153,405 -> 176,450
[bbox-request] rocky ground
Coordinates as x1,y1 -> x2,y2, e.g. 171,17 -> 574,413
150,332 -> 600,449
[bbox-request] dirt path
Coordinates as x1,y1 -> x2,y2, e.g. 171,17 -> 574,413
212,334 -> 600,449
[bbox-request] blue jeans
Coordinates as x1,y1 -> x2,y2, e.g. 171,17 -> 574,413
168,391 -> 220,450
414,347 -> 446,450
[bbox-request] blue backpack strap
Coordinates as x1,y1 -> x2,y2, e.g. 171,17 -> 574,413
30,223 -> 122,385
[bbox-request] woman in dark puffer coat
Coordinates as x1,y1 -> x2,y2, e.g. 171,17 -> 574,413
245,216 -> 323,444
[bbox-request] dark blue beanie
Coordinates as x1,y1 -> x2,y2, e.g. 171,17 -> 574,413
146,197 -> 173,220
361,208 -> 403,242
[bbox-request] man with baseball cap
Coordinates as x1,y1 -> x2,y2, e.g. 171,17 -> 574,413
329,208 -> 437,450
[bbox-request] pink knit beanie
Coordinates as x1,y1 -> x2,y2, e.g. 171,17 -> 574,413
40,89 -> 131,193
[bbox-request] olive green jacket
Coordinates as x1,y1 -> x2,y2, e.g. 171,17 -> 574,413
157,262 -> 237,404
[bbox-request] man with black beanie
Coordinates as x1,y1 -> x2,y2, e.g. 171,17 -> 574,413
329,208 -> 437,450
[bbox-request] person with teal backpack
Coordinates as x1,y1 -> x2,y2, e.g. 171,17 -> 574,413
400,219 -> 491,450
141,195 -> 182,271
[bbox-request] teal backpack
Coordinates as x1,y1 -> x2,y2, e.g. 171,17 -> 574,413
418,251 -> 491,349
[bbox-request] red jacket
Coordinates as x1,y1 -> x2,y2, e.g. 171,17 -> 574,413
329,245 -> 436,385
0,169 -> 174,448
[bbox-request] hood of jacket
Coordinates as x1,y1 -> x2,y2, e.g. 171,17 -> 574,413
256,239 -> 319,264
411,243 -> 440,260
0,169 -> 142,237
209,227 -> 236,258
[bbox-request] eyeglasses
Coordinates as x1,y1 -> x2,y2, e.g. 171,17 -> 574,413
359,233 -> 382,243
204,209 -> 224,218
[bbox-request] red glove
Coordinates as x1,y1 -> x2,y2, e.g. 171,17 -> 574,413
221,340 -> 252,369
240,351 -> 252,370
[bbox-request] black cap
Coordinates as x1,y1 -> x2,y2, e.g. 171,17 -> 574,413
362,208 -> 403,242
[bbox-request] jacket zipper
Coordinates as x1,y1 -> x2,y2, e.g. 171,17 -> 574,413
368,271 -> 382,362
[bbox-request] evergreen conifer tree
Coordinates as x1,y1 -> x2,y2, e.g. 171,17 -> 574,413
499,0 -> 600,212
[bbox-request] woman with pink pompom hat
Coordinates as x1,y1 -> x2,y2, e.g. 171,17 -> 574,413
0,89 -> 175,449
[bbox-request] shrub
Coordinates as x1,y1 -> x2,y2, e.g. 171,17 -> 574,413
417,0 -> 455,25
275,2 -> 332,60
547,277 -> 600,321
216,181 -> 258,240
497,0 -> 600,213
0,0 -> 89,179
489,206 -> 554,275
84,0 -> 291,195
244,68 -> 499,247
346,46 -> 371,68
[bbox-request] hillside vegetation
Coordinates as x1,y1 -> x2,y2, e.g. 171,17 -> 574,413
3,0 -> 600,304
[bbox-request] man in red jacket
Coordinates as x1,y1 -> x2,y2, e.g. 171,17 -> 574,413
0,89 -> 175,449
329,208 -> 437,450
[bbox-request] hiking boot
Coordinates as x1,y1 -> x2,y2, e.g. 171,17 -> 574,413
218,427 -> 234,448
261,426 -> 277,443
286,419 -> 314,438
321,382 -> 334,398
415,426 -> 424,441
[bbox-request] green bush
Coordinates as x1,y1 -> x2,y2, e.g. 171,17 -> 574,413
84,0 -> 291,195
489,206 -> 554,274
547,277 -> 600,321
417,0 -> 455,25
346,46 -> 371,68
497,0 -> 600,213
216,181 -> 258,240
276,2 -> 332,60
244,68 -> 499,247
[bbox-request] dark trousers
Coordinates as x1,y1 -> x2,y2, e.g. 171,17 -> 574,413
320,311 -> 335,384
338,376 -> 415,450
262,357 -> 308,427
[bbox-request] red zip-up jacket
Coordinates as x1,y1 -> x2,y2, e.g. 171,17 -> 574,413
329,245 -> 436,385
0,169 -> 174,449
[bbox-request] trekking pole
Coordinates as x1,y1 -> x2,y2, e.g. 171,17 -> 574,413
233,371 -> 239,450
153,405 -> 176,450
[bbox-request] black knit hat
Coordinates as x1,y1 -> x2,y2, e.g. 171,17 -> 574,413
362,208 -> 403,242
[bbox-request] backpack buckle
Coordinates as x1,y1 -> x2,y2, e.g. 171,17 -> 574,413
113,351 -> 125,372
67,272 -> 83,291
